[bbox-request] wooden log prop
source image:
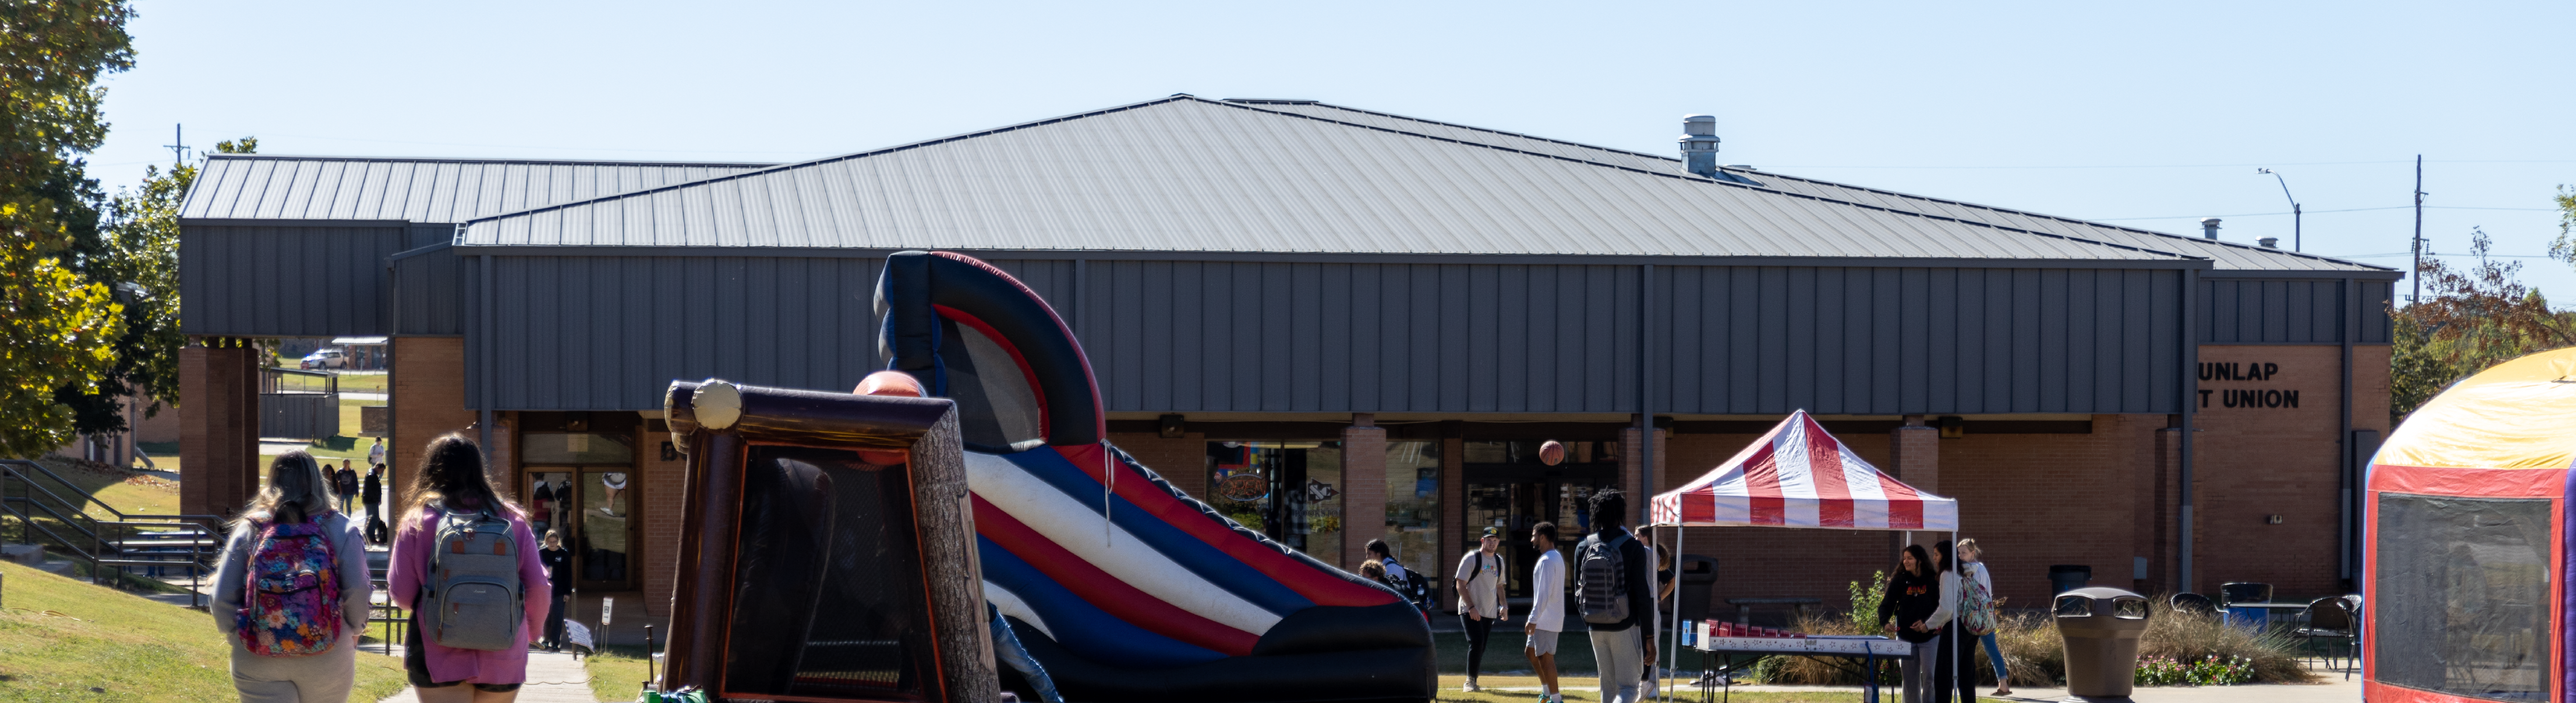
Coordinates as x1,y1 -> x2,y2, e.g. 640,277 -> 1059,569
661,378 -> 996,703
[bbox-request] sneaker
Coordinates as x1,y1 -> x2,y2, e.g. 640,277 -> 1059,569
1462,679 -> 1480,692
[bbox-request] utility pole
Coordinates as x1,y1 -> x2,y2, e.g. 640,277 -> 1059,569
162,124 -> 189,164
2410,155 -> 2425,304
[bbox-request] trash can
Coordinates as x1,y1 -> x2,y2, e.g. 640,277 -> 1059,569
2048,564 -> 2092,595
2056,587 -> 2152,699
1676,555 -> 1719,622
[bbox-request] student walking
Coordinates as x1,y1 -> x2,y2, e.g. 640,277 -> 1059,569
1877,545 -> 1952,703
1364,539 -> 1427,613
388,434 -> 552,702
1956,539 -> 2009,696
1522,521 -> 1567,703
1575,491 -> 1654,703
366,438 -> 387,472
334,461 -> 359,515
1931,541 -> 1972,703
1453,527 -> 1509,692
211,451 -> 375,703
538,530 -> 572,652
360,465 -> 387,545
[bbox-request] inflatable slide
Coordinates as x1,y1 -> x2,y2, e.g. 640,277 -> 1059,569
877,251 -> 1436,702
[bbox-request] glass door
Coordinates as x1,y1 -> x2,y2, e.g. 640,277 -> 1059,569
578,469 -> 636,590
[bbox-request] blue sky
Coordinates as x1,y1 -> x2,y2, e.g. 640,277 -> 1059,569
93,1 -> 2573,300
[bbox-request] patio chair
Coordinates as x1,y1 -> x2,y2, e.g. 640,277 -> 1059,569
2294,597 -> 2358,678
2168,592 -> 2218,616
2218,582 -> 2271,606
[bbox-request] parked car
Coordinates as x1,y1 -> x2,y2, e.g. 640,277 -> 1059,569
298,348 -> 346,370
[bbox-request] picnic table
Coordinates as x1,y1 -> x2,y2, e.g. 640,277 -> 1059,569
1691,632 -> 1911,703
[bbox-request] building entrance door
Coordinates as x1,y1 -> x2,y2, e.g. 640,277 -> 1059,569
523,468 -> 638,591
1464,464 -> 1617,599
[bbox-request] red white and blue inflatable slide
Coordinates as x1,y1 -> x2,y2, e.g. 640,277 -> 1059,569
877,251 -> 1435,702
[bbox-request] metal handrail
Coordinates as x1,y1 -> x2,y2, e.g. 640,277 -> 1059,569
2,459 -> 223,604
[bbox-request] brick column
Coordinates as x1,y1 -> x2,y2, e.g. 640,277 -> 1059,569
2153,424 -> 2185,594
1889,420 -> 1939,547
1619,427 -> 1670,524
391,337 -> 476,511
641,428 -> 686,616
1438,436 -> 1463,613
179,342 -> 261,520
1340,421 -> 1387,572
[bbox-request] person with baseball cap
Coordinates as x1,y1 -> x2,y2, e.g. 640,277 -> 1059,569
1454,526 -> 1510,691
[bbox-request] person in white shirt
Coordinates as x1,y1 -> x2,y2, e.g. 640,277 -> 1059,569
1523,521 -> 1567,703
366,438 -> 386,472
1454,527 -> 1509,692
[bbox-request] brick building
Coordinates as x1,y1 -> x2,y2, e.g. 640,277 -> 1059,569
176,96 -> 2396,618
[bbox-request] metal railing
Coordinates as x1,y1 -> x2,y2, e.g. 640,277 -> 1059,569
1,459 -> 223,607
262,366 -> 340,394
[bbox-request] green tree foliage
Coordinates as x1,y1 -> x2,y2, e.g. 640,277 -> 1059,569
0,1 -> 134,457
62,138 -> 256,434
2391,215 -> 2576,426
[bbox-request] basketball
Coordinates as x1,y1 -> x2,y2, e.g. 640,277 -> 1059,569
854,371 -> 926,465
1539,440 -> 1566,466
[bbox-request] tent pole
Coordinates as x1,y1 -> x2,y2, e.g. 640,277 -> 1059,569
1665,524 -> 1685,701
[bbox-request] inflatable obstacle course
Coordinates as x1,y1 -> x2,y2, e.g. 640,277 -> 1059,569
659,251 -> 1434,702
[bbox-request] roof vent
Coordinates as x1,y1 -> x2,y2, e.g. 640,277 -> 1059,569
1680,115 -> 1721,178
2199,217 -> 2223,240
2258,237 -> 2279,248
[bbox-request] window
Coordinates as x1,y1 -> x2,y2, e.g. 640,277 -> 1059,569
1384,441 -> 1443,577
1203,442 -> 1344,561
2373,493 -> 2551,701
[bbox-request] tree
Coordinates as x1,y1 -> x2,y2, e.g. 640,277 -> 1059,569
60,139 -> 256,436
0,1 -> 134,457
2391,221 -> 2576,425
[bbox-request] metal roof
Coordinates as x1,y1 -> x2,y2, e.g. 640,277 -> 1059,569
179,155 -> 774,223
455,97 -> 2201,265
1230,99 -> 2391,274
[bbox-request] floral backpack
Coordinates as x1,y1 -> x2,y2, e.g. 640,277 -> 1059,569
234,520 -> 342,656
1961,561 -> 1997,636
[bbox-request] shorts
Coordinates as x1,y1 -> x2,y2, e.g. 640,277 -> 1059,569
1526,629 -> 1560,656
405,614 -> 524,692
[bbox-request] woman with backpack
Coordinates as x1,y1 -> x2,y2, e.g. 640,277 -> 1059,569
388,434 -> 553,701
1956,539 -> 2007,697
210,451 -> 375,702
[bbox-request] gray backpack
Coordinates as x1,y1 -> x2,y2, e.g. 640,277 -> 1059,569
1575,532 -> 1632,625
424,507 -> 523,651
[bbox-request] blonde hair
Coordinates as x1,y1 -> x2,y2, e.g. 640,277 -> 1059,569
1957,538 -> 1982,559
233,451 -> 337,530
1359,559 -> 1386,580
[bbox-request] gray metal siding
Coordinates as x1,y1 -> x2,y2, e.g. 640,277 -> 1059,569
180,225 -> 405,336
391,225 -> 465,335
2358,280 -> 2393,343
2200,279 -> 2365,343
469,256 -> 2188,414
469,256 -> 889,411
1657,267 -> 2179,415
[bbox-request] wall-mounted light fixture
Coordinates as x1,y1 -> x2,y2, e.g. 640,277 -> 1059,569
1938,416 -> 1966,439
1159,414 -> 1186,438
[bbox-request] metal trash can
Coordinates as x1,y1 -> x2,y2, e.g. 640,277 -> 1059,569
2056,587 -> 2152,700
2048,564 -> 2092,595
1676,555 -> 1719,622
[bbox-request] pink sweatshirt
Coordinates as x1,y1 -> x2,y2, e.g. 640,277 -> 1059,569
387,505 -> 552,684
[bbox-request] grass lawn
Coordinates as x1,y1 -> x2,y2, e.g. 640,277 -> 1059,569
1438,627 -> 1601,675
0,561 -> 409,702
586,644 -> 653,702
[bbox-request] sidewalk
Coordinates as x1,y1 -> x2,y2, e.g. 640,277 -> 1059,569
374,648 -> 596,703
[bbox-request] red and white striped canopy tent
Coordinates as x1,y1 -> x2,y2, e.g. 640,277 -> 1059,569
1649,410 -> 1957,530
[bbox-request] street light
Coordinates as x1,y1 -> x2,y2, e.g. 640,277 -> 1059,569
2256,168 -> 2302,252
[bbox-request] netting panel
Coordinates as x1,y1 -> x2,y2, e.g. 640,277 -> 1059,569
2374,493 -> 2552,701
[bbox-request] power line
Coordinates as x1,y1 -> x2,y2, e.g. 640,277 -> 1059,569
2090,205 -> 2554,221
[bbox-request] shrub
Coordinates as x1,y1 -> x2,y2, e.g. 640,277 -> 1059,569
1738,591 -> 2315,687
